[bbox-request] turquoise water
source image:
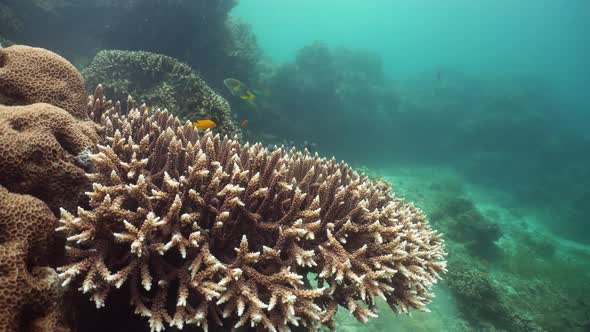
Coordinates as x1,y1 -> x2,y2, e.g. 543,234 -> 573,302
234,0 -> 589,99
1,0 -> 590,331
232,1 -> 590,330
233,0 -> 590,242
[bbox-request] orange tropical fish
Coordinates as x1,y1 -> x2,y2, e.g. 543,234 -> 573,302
193,119 -> 217,130
240,119 -> 249,126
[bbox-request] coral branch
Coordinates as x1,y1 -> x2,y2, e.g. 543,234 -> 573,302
58,102 -> 446,331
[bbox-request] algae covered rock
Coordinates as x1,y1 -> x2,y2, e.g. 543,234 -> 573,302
82,49 -> 240,138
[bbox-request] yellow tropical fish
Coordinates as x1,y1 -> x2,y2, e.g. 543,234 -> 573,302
223,78 -> 256,102
193,119 -> 217,130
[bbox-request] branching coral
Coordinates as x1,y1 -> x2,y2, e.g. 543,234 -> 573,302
82,49 -> 240,138
57,92 -> 446,331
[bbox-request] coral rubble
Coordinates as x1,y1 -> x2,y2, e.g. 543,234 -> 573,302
57,99 -> 446,331
83,49 -> 240,138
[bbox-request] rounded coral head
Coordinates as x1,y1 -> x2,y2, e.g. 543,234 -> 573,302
0,45 -> 88,119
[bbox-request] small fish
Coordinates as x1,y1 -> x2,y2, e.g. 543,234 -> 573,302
223,78 -> 256,102
240,119 -> 249,126
193,119 -> 217,130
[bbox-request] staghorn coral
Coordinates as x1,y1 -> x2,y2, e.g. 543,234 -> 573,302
57,99 -> 446,331
0,185 -> 69,332
0,45 -> 88,119
82,49 -> 240,138
0,103 -> 96,213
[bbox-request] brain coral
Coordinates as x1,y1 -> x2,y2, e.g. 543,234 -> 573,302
0,45 -> 88,119
0,103 -> 96,213
0,185 -> 68,332
82,49 -> 240,138
57,97 -> 446,331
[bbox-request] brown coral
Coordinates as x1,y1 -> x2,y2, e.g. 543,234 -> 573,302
58,100 -> 446,331
0,45 -> 88,119
0,185 -> 68,332
0,103 -> 96,213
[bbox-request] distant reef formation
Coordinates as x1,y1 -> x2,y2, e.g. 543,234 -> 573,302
0,45 -> 446,331
82,49 -> 240,138
247,41 -> 399,158
0,0 -> 261,86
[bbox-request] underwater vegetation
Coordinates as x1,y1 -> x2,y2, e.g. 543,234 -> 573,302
0,45 -> 446,331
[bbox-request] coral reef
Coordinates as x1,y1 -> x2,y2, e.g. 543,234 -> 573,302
0,45 -> 101,332
0,103 -> 96,213
431,197 -> 502,259
82,49 -> 240,138
260,42 -> 398,159
0,0 -> 239,82
222,16 -> 266,89
0,45 -> 89,119
445,256 -> 544,332
57,99 -> 446,331
0,186 -> 68,332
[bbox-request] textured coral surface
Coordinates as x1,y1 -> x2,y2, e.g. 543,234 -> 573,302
58,98 -> 446,331
0,186 -> 68,332
0,45 -> 88,119
83,49 -> 241,138
0,103 -> 96,213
